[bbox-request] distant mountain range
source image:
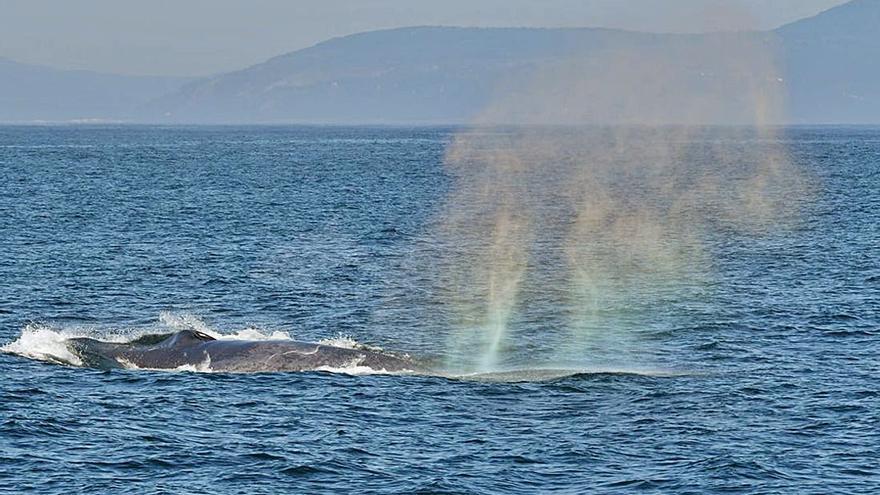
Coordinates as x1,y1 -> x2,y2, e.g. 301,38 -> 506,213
775,0 -> 880,123
0,58 -> 191,123
2,0 -> 878,124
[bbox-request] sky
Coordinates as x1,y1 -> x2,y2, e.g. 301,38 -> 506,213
0,0 -> 850,77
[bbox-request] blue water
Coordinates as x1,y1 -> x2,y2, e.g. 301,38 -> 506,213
1,125 -> 878,493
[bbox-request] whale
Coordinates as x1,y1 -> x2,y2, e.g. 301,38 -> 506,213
65,329 -> 427,374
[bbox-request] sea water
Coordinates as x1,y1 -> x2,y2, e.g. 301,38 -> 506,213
0,125 -> 877,493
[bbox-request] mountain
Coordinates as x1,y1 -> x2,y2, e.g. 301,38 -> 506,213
0,58 -> 191,122
3,0 -> 878,124
146,0 -> 880,124
776,0 -> 880,123
146,27 -> 667,124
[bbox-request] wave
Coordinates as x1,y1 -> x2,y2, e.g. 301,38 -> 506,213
1,322 -> 86,366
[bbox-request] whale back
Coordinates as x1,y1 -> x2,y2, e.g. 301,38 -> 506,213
66,330 -> 428,373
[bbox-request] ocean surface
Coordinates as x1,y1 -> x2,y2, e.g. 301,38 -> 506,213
0,125 -> 877,494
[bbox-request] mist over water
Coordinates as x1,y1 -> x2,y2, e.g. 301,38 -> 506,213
438,29 -> 809,371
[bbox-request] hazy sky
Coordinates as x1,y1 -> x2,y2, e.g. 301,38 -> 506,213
0,0 -> 849,77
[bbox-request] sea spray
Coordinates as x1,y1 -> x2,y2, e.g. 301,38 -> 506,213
0,323 -> 84,366
436,24 -> 809,371
159,311 -> 292,341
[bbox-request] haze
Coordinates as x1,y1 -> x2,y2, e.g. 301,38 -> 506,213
0,0 -> 848,76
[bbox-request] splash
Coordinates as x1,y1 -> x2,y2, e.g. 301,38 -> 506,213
158,311 -> 293,341
314,355 -> 401,376
317,334 -> 362,349
0,323 -> 85,366
437,22 -> 809,372
113,354 -> 214,373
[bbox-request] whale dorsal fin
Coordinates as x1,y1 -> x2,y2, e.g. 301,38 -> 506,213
163,329 -> 216,347
190,330 -> 216,342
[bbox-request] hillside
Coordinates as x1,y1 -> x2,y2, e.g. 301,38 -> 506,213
0,58 -> 191,122
146,0 -> 880,124
145,27 -> 701,124
776,0 -> 880,123
3,0 -> 878,124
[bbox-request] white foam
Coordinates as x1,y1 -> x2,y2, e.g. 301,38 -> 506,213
158,311 -> 292,341
314,365 -> 400,375
314,362 -> 416,376
113,352 -> 215,373
216,327 -> 292,341
158,311 -> 217,336
110,350 -> 404,376
316,334 -> 394,357
317,334 -> 361,349
171,352 -> 213,373
1,323 -> 84,366
312,353 -> 424,376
